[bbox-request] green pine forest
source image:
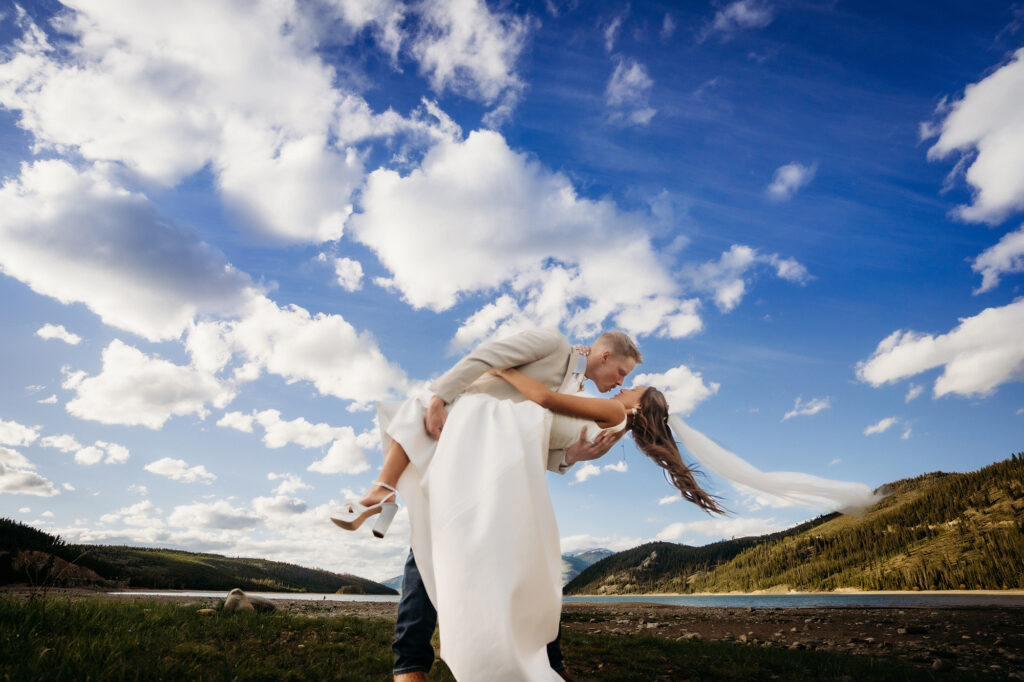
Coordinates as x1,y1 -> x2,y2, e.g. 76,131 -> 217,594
565,453 -> 1024,595
0,518 -> 396,594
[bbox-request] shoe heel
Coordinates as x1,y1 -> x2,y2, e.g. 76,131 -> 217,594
372,502 -> 398,538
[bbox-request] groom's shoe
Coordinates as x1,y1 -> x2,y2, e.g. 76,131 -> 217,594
394,673 -> 428,682
556,669 -> 573,681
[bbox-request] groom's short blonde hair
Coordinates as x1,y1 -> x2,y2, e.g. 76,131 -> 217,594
594,331 -> 642,364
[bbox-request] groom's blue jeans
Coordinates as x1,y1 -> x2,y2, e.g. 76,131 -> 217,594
392,549 -> 565,675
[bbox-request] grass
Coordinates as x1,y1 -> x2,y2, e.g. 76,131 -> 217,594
0,597 -> 998,681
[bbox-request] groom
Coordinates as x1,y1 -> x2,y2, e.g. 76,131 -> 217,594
393,328 -> 642,682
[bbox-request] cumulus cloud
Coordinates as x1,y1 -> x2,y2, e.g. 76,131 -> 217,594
972,225 -> 1024,293
766,162 -> 817,201
0,418 -> 39,447
686,245 -> 809,313
632,365 -> 720,416
100,500 -> 163,528
168,500 -> 262,530
72,440 -> 130,465
605,57 -> 656,126
36,323 -> 81,345
193,296 -> 408,408
225,408 -> 372,475
655,516 -> 786,542
39,434 -> 82,453
864,416 -> 899,436
0,461 -> 59,497
217,411 -> 255,433
603,460 -> 628,473
856,299 -> 1024,398
782,396 -> 830,421
332,257 -> 364,292
411,0 -> 530,104
144,457 -> 216,484
574,462 -> 601,483
701,0 -> 774,41
352,130 -> 709,343
905,384 -> 924,402
0,446 -> 34,470
65,340 -> 235,429
37,395 -> 57,405
0,3 -> 373,242
923,49 -> 1024,224
268,472 -> 313,496
0,161 -> 256,341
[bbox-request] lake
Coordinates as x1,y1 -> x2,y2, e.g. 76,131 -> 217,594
111,591 -> 1024,608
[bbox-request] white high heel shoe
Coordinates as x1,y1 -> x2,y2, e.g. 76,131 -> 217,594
331,482 -> 399,538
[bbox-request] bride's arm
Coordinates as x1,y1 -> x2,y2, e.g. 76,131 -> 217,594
490,369 -> 626,427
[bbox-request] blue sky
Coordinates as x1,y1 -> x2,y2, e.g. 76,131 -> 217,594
0,0 -> 1021,581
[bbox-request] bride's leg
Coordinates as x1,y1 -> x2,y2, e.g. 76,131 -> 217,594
359,440 -> 410,506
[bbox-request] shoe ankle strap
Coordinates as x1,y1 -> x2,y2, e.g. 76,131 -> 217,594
372,481 -> 397,493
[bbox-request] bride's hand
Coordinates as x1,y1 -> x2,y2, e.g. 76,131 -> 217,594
489,368 -> 508,377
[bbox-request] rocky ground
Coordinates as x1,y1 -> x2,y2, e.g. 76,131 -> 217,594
14,589 -> 1024,679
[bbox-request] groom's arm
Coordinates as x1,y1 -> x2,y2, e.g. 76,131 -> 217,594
425,328 -> 566,439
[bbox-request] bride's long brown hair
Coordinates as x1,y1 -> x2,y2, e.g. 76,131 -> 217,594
629,388 -> 726,515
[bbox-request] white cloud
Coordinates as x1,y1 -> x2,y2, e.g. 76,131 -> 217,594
0,462 -> 59,497
924,49 -> 1024,224
352,130 -> 704,343
267,473 -> 312,496
972,224 -> 1024,293
901,425 -> 912,440
632,365 -> 720,416
100,500 -> 163,528
864,416 -> 898,436
228,408 -> 372,475
559,533 -> 646,554
333,257 -> 364,292
657,494 -> 680,505
65,340 -> 235,429
605,57 -> 656,126
655,516 -> 786,542
0,446 -> 34,469
661,14 -> 676,40
62,483 -> 74,491
36,395 -> 57,405
782,396 -> 830,421
829,458 -> 841,466
145,457 -> 216,484
603,15 -> 623,53
36,323 -> 82,345
68,440 -> 128,466
574,462 -> 601,483
201,296 -> 408,407
40,434 -> 82,453
603,460 -> 628,473
856,299 -> 1024,398
168,500 -> 262,530
905,384 -> 924,402
767,162 -> 817,201
128,484 -> 148,496
702,0 -> 774,41
252,494 -> 308,518
0,161 -> 257,342
411,0 -> 530,104
0,3 -> 370,243
687,245 -> 809,313
0,418 -> 39,447
217,411 -> 255,433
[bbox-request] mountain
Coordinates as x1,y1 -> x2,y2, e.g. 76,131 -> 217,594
561,548 -> 614,585
565,454 -> 1024,595
0,518 -> 396,595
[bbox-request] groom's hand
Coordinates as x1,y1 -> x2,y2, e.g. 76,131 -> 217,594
565,427 -> 624,466
425,395 -> 448,439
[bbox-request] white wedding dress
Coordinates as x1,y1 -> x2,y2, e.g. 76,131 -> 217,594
380,392 -> 625,682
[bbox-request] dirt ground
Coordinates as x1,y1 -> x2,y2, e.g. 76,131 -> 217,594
14,589 -> 1024,679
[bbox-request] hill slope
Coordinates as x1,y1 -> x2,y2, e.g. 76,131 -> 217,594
0,518 -> 396,594
566,453 -> 1024,594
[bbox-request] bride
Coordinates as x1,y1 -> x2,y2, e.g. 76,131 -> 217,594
333,365 -> 722,681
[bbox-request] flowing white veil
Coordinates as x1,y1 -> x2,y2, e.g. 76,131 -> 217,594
667,415 -> 882,515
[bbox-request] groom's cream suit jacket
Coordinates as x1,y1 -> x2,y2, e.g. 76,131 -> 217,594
429,328 -> 583,474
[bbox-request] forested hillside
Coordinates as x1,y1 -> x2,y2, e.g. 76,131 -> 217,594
0,518 -> 396,594
565,454 -> 1024,594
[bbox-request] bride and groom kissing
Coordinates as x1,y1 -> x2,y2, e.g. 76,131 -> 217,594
332,328 -> 723,681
